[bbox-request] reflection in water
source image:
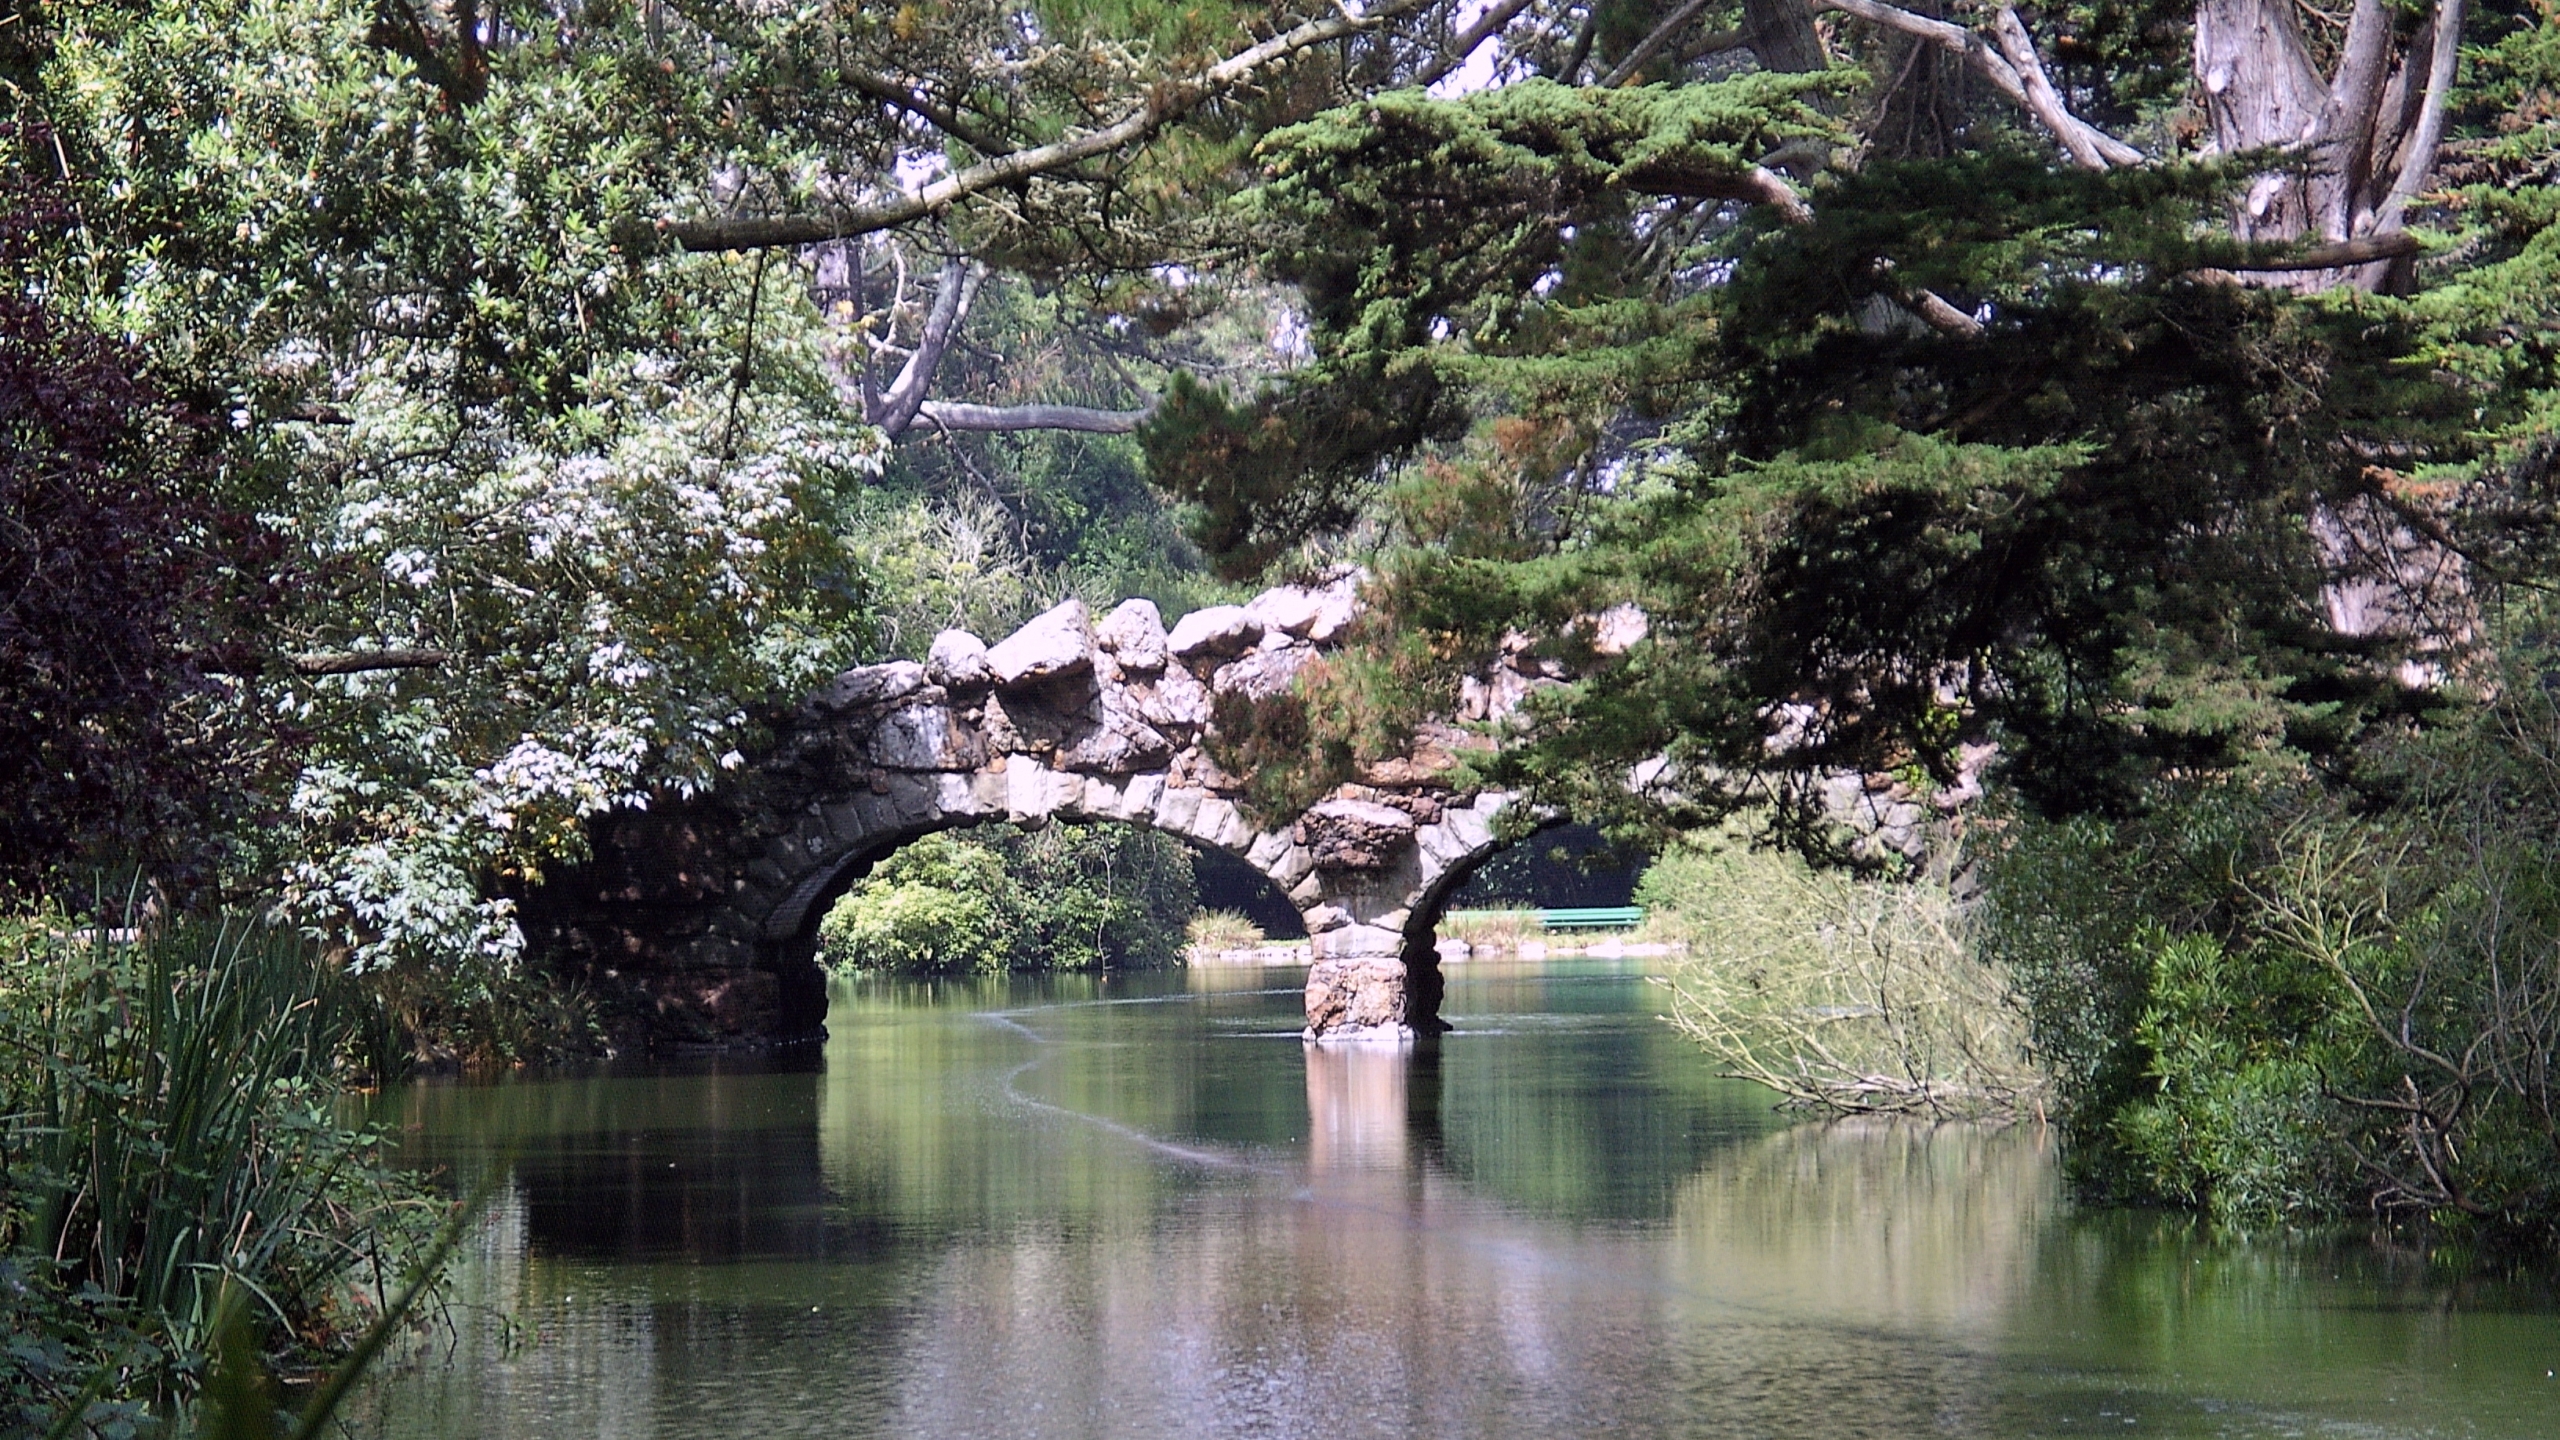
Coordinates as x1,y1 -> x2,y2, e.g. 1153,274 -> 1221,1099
357,963 -> 2560,1440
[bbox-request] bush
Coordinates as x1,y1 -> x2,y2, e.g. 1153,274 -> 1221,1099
819,824 -> 1198,975
1980,689 -> 2560,1240
0,903 -> 440,1432
1642,837 -> 2047,1119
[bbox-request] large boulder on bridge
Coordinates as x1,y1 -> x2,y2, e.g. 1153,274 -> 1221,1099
1096,598 -> 1169,671
1166,604 -> 1260,660
987,599 -> 1096,687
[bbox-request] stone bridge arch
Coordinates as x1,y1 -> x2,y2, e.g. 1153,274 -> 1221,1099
531,576 -> 1544,1047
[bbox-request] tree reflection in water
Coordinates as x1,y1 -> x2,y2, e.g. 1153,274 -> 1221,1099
356,965 -> 2559,1440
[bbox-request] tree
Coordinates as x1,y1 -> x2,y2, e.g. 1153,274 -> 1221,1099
1130,0 -> 2559,848
0,163 -> 279,893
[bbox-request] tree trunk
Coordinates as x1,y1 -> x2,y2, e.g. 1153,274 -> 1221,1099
1741,0 -> 1827,73
2195,0 -> 2464,294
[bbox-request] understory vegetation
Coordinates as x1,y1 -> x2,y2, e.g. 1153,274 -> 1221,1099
818,826 -> 1198,975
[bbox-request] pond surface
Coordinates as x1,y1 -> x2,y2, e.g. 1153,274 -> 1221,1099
358,960 -> 2560,1438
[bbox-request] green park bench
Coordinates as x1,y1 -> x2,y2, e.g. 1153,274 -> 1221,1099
1534,906 -> 1646,931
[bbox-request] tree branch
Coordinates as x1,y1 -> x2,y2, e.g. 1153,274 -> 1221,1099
1817,0 -> 2142,168
1599,0 -> 1737,87
2223,232 -> 2426,270
653,0 -> 1430,253
840,70 -> 1004,155
288,649 -> 454,676
872,258 -> 983,437
915,399 -> 1156,434
1990,7 -> 2139,169
1414,0 -> 1542,89
2375,0 -> 2464,234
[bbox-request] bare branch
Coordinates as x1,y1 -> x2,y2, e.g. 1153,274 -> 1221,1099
839,70 -> 1004,155
1991,8 -> 2137,170
1817,0 -> 2143,167
1598,0 -> 1743,87
1904,288 -> 1985,338
289,649 -> 454,676
654,0 -> 1430,253
873,258 -> 983,437
1413,0 -> 1542,89
2223,232 -> 2426,270
2375,0 -> 2465,234
916,400 -> 1156,434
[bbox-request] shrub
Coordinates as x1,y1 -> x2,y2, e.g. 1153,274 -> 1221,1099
1980,691 -> 2560,1239
819,824 -> 1198,974
1642,837 -> 2047,1119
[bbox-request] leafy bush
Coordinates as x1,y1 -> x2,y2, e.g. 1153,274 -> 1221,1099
1642,837 -> 2047,1119
1981,684 -> 2560,1239
0,904 -> 440,1432
819,825 -> 1198,975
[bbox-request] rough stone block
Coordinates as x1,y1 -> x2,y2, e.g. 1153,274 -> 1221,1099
1117,772 -> 1164,820
935,772 -> 983,816
1314,923 -> 1402,959
1211,642 -> 1315,701
1095,598 -> 1169,671
1304,797 -> 1418,870
1268,843 -> 1315,888
1245,585 -> 1325,638
806,661 -> 930,714
988,599 -> 1096,687
1006,758 -> 1082,822
1166,604 -> 1260,659
1082,776 -> 1124,816
1188,796 -> 1236,845
883,772 -> 940,824
1154,783 -> 1203,835
1133,662 -> 1212,730
1443,807 -> 1494,853
866,702 -> 983,771
1416,822 -> 1469,867
1289,873 -> 1325,905
1301,954 -> 1409,1040
1245,829 -> 1289,868
926,630 -> 994,689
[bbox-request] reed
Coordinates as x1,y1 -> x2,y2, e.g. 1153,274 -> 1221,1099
1,900 -> 431,1428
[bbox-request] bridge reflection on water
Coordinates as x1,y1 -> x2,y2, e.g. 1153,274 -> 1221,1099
358,962 -> 2560,1440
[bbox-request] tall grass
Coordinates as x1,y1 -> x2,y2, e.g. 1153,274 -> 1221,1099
0,904 -> 434,1430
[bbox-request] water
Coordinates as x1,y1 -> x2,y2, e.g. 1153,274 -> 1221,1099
357,960 -> 2560,1438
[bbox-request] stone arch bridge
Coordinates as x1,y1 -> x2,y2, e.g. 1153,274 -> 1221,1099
525,577 -> 1925,1049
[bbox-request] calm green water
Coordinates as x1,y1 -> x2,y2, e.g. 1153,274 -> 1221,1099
356,960 -> 2560,1439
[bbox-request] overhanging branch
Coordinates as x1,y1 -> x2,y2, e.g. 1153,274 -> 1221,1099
916,400 -> 1155,434
653,0 -> 1429,253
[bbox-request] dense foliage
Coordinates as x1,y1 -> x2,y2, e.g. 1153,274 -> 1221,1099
818,824 -> 1198,974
